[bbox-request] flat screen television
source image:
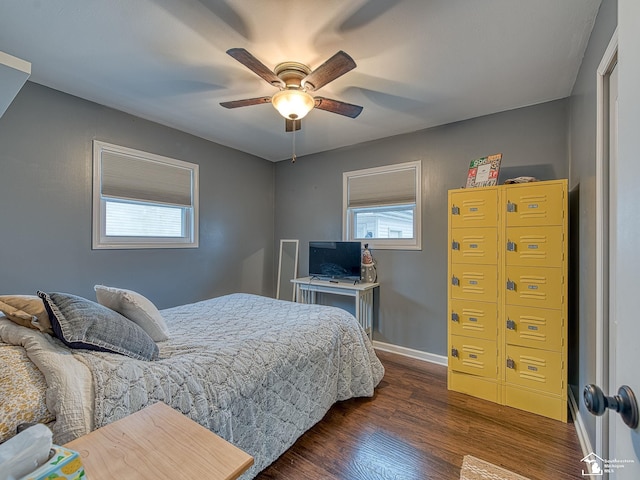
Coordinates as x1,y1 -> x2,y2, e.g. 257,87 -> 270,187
309,241 -> 361,281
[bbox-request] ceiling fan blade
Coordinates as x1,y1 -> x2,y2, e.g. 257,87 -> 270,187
220,96 -> 272,109
226,48 -> 284,87
285,118 -> 301,132
302,51 -> 357,91
314,97 -> 363,118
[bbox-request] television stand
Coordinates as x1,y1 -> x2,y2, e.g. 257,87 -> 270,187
291,277 -> 379,338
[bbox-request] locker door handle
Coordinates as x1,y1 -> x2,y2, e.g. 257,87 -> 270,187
452,275 -> 460,286
451,312 -> 459,322
506,319 -> 516,330
506,240 -> 516,251
506,279 -> 516,291
584,384 -> 639,429
506,201 -> 517,212
451,205 -> 460,215
506,358 -> 515,369
452,241 -> 460,250
451,348 -> 459,358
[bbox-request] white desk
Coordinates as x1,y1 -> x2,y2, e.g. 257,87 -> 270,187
291,277 -> 379,337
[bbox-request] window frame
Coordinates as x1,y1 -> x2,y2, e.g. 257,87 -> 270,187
343,161 -> 422,250
92,140 -> 199,250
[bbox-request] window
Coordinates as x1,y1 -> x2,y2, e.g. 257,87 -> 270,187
92,141 -> 198,249
343,161 -> 421,250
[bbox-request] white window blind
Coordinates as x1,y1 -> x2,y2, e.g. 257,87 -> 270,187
101,151 -> 194,207
347,167 -> 417,208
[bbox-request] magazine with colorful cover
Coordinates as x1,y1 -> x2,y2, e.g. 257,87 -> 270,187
465,153 -> 502,188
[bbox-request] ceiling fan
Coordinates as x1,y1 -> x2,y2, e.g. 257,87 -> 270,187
220,48 -> 363,132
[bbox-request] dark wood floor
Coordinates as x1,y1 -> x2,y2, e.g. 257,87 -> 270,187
256,349 -> 585,480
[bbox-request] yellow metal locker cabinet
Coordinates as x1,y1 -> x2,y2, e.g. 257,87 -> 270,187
447,179 -> 568,422
448,186 -> 500,403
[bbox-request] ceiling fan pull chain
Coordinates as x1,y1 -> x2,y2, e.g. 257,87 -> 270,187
291,127 -> 297,163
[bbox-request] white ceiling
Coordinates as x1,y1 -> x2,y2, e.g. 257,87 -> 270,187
0,0 -> 601,162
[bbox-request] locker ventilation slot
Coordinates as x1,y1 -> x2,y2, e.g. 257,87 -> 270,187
519,372 -> 547,383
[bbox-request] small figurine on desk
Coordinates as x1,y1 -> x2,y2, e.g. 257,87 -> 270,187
361,244 -> 377,283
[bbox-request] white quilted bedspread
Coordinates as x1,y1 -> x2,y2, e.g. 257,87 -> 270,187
70,293 -> 384,478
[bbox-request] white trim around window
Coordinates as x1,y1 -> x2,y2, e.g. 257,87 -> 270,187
92,140 -> 199,249
343,161 -> 422,250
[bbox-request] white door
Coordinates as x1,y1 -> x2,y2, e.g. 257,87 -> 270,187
609,2 -> 640,477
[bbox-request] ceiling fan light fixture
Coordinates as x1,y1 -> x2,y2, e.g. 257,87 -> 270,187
272,89 -> 315,120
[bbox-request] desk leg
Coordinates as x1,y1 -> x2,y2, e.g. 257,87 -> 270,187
354,292 -> 361,329
357,290 -> 373,338
297,287 -> 316,305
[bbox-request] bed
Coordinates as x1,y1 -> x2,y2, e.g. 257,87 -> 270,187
0,291 -> 384,478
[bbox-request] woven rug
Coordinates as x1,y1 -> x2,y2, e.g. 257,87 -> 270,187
460,455 -> 531,480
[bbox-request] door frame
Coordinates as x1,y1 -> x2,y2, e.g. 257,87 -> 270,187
595,27 -> 618,459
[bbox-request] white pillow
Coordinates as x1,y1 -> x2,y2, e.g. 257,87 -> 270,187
94,285 -> 169,342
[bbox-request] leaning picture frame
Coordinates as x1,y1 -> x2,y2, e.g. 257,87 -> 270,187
465,153 -> 502,188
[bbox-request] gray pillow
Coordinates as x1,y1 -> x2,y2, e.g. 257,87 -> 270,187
37,291 -> 158,361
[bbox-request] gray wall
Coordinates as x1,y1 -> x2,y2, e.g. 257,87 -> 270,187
0,13 -> 614,453
568,0 -> 617,450
0,82 -> 275,308
275,99 -> 568,355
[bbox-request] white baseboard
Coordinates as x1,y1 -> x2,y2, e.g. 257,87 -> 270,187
568,386 -> 593,460
372,340 -> 448,366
